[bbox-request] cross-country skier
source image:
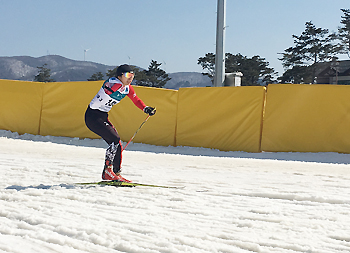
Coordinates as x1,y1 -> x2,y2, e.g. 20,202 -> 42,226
85,64 -> 156,182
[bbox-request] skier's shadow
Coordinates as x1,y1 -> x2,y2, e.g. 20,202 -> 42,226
5,184 -> 77,191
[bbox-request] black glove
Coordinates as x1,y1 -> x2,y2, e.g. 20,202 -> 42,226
144,106 -> 156,116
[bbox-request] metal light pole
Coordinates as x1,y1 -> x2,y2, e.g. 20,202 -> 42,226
214,0 -> 226,87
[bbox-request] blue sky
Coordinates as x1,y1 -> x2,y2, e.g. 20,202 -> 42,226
0,0 -> 349,76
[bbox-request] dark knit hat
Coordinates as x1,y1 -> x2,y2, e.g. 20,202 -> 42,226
116,64 -> 133,77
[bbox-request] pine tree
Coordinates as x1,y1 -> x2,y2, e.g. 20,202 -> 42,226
279,21 -> 341,83
134,60 -> 171,88
106,67 -> 118,79
34,64 -> 55,82
197,53 -> 216,82
226,53 -> 276,86
87,72 -> 104,81
197,53 -> 276,86
338,9 -> 350,57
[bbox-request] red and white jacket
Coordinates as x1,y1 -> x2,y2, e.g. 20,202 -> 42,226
89,77 -> 146,112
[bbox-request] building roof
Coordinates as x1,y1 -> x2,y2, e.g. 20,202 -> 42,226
316,60 -> 350,77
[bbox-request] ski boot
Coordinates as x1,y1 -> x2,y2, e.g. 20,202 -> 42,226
102,161 -> 132,182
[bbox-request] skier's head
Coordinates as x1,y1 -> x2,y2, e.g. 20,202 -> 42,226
116,64 -> 133,77
117,64 -> 134,85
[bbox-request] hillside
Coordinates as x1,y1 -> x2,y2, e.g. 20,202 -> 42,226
0,55 -> 114,82
0,55 -> 212,89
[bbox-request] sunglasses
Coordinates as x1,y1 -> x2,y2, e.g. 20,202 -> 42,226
124,72 -> 134,78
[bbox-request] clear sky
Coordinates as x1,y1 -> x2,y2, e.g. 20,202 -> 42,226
0,0 -> 349,76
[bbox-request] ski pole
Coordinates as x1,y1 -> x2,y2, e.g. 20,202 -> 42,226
122,115 -> 151,151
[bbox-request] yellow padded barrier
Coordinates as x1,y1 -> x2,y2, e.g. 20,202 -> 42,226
40,81 -> 178,146
0,79 -> 43,135
261,84 -> 350,153
109,86 -> 178,147
40,81 -> 102,138
4,79 -> 350,154
176,86 -> 266,152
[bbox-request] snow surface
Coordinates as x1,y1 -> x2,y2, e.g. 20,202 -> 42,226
1,130 -> 350,253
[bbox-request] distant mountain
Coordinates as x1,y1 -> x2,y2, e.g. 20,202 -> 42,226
0,55 -> 212,89
0,55 -> 114,82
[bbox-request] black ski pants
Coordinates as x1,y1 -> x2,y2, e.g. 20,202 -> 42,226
84,106 -> 122,172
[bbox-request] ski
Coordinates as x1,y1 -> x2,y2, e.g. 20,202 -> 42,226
76,180 -> 183,189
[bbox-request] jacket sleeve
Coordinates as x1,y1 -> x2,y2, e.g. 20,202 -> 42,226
127,85 -> 146,110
